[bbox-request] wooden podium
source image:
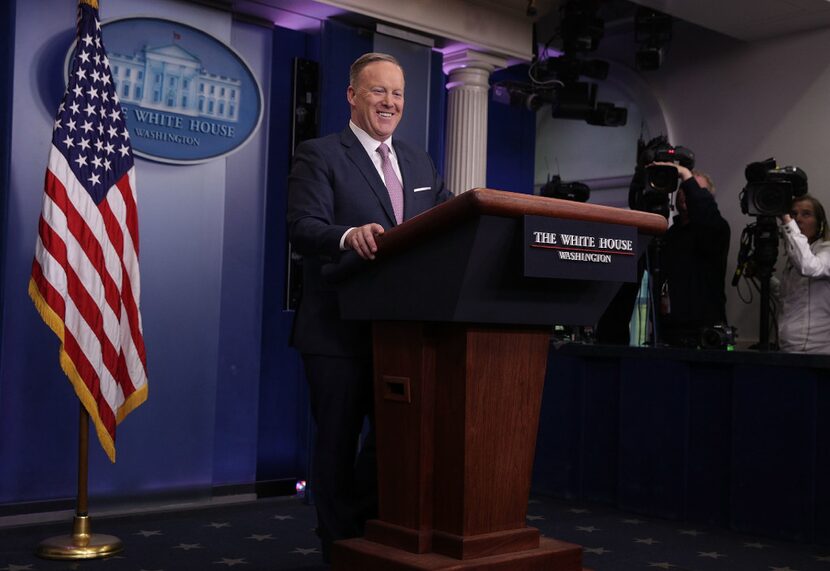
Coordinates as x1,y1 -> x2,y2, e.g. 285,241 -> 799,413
326,189 -> 666,570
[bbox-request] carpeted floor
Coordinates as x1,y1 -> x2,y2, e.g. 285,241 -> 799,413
1,494 -> 828,570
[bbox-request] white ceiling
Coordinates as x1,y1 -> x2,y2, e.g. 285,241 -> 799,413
629,0 -> 830,41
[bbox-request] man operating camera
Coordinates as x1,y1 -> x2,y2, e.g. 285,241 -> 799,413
653,161 -> 731,347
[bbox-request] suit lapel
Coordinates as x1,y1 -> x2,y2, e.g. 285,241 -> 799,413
340,128 -> 397,226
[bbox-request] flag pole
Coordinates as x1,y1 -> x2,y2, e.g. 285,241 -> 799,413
35,404 -> 123,560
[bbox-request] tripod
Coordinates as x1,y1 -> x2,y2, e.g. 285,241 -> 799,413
734,217 -> 779,351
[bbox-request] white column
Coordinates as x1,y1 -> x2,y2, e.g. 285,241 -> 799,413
442,49 -> 507,196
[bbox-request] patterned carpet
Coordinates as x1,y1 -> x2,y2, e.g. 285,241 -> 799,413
1,494 -> 829,571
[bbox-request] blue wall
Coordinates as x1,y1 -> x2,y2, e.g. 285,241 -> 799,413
0,0 -> 304,505
0,0 -> 534,508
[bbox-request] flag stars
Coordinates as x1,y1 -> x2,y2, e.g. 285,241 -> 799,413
84,103 -> 97,116
75,67 -> 88,81
97,123 -> 105,136
109,109 -> 121,122
104,142 -> 115,155
67,118 -> 77,132
698,551 -> 726,559
62,135 -> 75,148
121,128 -> 130,140
74,154 -> 88,168
81,33 -> 94,47
101,74 -> 111,87
118,144 -> 130,157
91,70 -> 101,83
79,138 -> 91,151
69,101 -> 80,115
81,120 -> 94,134
94,140 -> 104,152
78,50 -> 90,64
86,87 -> 99,100
91,156 -> 103,169
73,85 -> 84,98
88,173 -> 101,186
635,538 -> 660,545
53,118 -> 62,131
93,53 -> 101,65
103,158 -> 112,171
108,125 -> 119,139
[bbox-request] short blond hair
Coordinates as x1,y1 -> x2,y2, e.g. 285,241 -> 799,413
349,53 -> 403,88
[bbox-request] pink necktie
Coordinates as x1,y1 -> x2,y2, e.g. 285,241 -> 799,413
377,143 -> 404,224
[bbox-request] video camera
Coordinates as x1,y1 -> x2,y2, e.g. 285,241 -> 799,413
640,139 -> 695,193
740,158 -> 808,217
540,175 -> 590,202
630,136 -> 695,217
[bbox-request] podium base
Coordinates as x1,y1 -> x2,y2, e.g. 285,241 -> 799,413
333,536 -> 588,570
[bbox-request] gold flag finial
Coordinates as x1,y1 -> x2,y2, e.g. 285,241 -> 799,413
80,0 -> 99,9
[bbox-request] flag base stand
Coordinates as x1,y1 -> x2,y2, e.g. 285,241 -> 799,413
36,515 -> 123,560
36,406 -> 124,560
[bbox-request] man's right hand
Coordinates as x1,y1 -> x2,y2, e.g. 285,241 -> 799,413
345,223 -> 385,260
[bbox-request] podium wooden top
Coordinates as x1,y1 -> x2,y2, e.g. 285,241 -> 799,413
374,187 -> 667,260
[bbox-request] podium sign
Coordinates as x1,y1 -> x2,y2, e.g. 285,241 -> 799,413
524,215 -> 638,282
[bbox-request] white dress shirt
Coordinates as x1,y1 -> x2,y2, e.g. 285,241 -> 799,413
339,121 -> 404,250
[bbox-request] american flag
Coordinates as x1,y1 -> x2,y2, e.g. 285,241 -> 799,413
29,0 -> 148,462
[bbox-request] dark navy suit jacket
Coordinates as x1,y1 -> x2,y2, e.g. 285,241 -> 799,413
287,127 -> 451,356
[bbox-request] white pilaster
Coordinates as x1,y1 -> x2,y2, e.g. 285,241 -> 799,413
442,49 -> 507,195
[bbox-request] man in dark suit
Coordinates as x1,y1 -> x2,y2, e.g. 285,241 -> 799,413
286,52 -> 451,560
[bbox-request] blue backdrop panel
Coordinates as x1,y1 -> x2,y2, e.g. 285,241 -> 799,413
487,65 -> 536,194
319,21 -> 371,137
211,20 -> 273,487
428,51 -> 446,174
0,0 -> 14,372
730,365 -> 816,542
617,358 -> 689,519
255,24 -> 317,484
0,0 -> 274,505
373,33 -> 431,152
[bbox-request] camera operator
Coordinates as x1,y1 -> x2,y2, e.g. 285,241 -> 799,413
652,162 -> 731,347
776,195 -> 830,353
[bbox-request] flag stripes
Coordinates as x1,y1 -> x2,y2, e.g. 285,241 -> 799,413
30,0 -> 148,461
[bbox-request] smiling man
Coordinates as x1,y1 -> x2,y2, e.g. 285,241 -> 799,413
286,52 -> 451,561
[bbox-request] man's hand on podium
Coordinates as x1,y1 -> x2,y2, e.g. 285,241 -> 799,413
346,223 -> 385,260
